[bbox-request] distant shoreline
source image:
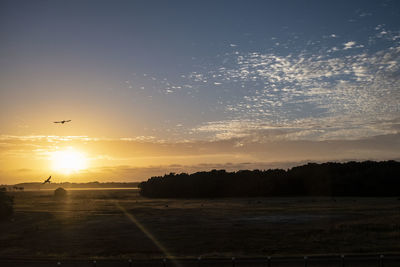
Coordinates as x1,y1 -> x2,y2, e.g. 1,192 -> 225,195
1,182 -> 140,191
21,187 -> 139,191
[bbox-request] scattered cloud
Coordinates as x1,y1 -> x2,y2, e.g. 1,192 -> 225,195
181,33 -> 400,141
358,12 -> 372,18
116,24 -> 400,143
343,41 -> 357,50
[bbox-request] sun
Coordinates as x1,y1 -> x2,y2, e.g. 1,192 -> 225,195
50,148 -> 88,174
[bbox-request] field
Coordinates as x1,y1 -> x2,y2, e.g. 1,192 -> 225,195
0,189 -> 399,263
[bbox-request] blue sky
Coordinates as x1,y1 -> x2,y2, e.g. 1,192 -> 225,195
1,0 -> 400,182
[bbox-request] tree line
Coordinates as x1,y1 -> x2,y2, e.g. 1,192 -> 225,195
138,161 -> 400,198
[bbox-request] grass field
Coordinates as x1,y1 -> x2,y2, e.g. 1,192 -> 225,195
0,189 -> 399,260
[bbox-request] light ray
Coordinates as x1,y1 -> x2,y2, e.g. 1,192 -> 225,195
114,201 -> 182,266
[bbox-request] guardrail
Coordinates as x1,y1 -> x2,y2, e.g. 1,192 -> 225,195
1,253 -> 399,267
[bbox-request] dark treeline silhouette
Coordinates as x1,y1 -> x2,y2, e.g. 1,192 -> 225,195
139,161 -> 400,198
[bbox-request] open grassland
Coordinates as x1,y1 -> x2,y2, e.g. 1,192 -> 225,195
0,189 -> 399,260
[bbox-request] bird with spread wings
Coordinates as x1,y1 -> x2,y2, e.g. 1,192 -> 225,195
53,120 -> 71,124
42,176 -> 51,184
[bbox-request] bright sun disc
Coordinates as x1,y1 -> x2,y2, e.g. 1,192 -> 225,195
51,148 -> 87,174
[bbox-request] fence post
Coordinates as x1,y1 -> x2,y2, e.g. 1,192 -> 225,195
379,254 -> 384,267
304,256 -> 308,267
128,258 -> 132,267
267,256 -> 271,267
341,254 -> 345,267
232,257 -> 235,267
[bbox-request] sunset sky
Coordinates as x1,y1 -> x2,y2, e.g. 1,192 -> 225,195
1,0 -> 400,184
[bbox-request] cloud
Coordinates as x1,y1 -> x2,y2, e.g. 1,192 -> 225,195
181,33 -> 400,141
358,12 -> 372,18
121,25 -> 399,144
193,116 -> 400,142
344,41 -> 357,50
16,168 -> 32,172
116,25 -> 400,144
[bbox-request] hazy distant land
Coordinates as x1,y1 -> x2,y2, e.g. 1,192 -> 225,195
1,181 -> 139,191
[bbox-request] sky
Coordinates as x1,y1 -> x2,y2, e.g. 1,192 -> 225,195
1,0 -> 400,184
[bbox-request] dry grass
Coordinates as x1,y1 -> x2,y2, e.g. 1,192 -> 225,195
0,189 -> 399,259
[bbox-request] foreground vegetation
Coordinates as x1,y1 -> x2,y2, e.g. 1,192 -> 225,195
139,161 -> 400,198
0,190 -> 399,259
0,189 -> 13,220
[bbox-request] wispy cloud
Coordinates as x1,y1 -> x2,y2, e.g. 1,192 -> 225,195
343,41 -> 357,49
194,117 -> 400,141
118,27 -> 400,143
113,21 -> 400,144
179,29 -> 400,141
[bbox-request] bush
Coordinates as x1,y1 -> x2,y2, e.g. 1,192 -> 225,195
54,187 -> 67,199
0,190 -> 13,219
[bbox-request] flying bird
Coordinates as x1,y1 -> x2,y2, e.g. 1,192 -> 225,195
42,176 -> 51,184
53,120 -> 71,124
